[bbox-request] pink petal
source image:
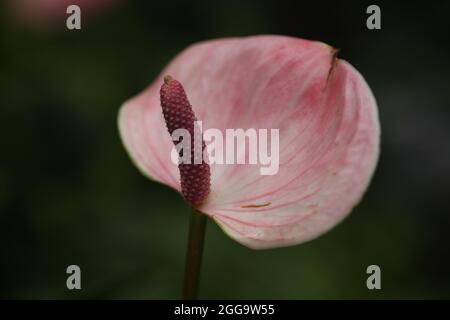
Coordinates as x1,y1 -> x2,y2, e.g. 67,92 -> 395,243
118,35 -> 380,249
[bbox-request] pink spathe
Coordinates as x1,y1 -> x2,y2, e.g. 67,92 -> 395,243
118,35 -> 380,249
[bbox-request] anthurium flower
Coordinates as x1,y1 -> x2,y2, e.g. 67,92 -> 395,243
118,35 -> 380,250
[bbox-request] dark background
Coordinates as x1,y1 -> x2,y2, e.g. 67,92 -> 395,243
1,0 -> 449,299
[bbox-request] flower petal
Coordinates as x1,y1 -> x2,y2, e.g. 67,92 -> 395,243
118,82 -> 180,191
118,35 -> 380,249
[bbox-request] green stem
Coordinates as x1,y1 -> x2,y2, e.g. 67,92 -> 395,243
182,208 -> 207,299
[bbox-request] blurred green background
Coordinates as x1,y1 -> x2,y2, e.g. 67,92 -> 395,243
1,0 -> 450,299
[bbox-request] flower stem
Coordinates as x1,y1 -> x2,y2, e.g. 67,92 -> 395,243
182,208 -> 207,299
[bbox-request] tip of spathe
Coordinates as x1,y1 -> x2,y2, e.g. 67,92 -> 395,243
331,47 -> 340,59
163,75 -> 173,85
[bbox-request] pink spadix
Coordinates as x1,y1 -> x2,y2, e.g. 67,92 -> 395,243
160,75 -> 211,206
